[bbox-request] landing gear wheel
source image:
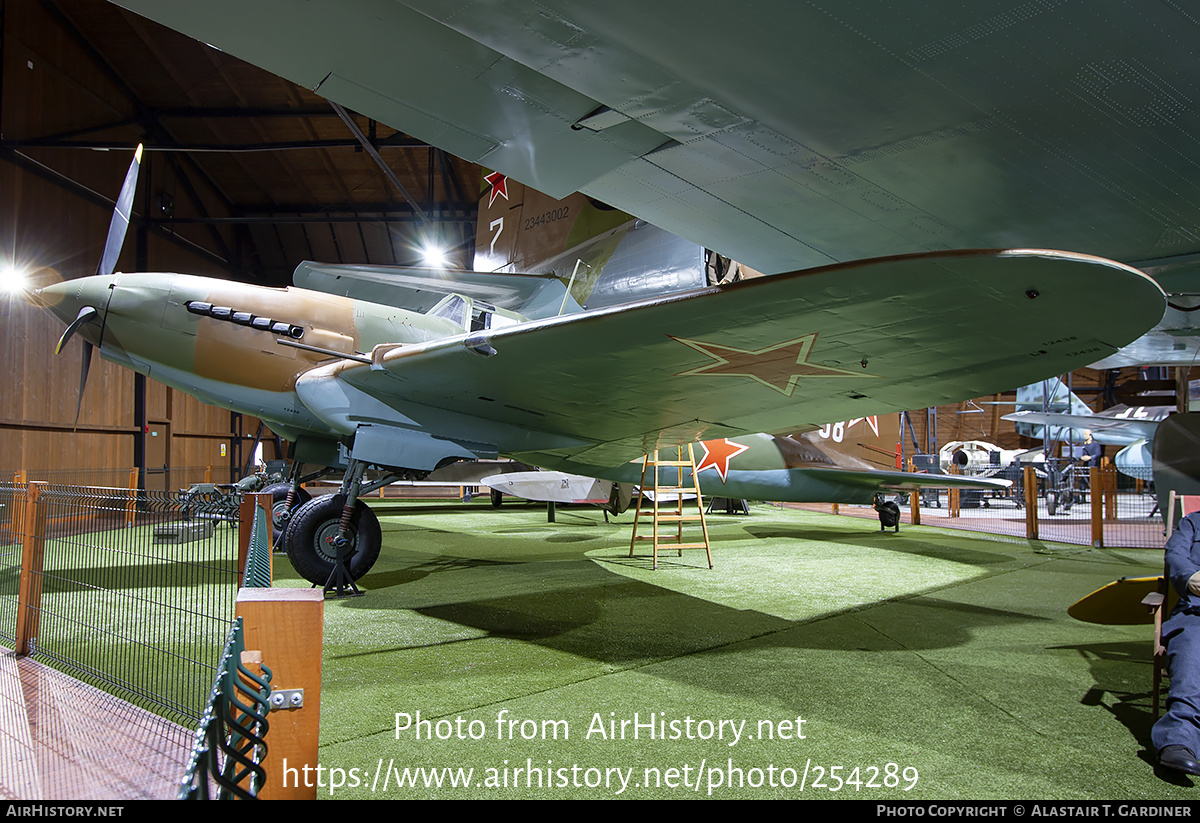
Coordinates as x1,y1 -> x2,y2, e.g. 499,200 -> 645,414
263,482 -> 312,549
490,488 -> 504,508
1047,491 -> 1058,516
284,493 -> 381,586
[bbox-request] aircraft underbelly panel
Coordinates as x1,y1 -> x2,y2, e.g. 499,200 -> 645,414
138,361 -> 331,436
294,366 -> 591,454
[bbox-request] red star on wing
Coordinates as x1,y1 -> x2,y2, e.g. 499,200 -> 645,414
672,332 -> 873,397
484,171 -> 509,208
695,438 -> 752,483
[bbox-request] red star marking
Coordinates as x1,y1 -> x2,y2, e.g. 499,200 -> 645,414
672,333 -> 873,396
695,438 -> 751,483
484,171 -> 509,208
846,416 -> 880,438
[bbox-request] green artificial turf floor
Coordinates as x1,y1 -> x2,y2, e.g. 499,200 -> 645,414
269,500 -> 1189,800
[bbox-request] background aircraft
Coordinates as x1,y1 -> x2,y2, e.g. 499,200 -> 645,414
484,427 -> 1012,511
939,440 -> 1039,478
1002,377 -> 1200,479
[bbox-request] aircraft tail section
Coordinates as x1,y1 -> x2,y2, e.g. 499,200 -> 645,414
475,172 -> 764,310
1015,377 -> 1092,415
1011,377 -> 1093,440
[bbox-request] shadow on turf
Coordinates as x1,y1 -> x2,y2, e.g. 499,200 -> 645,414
1066,640 -> 1197,785
339,551 -> 1047,660
743,525 -> 1086,569
355,555 -> 515,590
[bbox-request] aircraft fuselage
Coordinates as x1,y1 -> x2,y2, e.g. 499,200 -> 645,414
35,272 -> 462,442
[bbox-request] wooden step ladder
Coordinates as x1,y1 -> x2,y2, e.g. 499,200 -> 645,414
628,444 -> 713,569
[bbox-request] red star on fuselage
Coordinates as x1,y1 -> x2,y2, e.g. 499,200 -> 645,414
695,438 -> 752,483
484,171 -> 509,208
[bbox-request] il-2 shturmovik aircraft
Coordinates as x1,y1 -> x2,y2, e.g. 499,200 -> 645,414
27,144 -> 1165,586
36,0 -> 1200,586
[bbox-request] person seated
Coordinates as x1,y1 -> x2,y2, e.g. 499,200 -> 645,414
1152,510 -> 1200,775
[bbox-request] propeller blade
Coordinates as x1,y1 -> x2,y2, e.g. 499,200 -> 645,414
97,144 -> 142,277
55,306 -> 100,354
70,143 -> 140,429
73,340 -> 94,431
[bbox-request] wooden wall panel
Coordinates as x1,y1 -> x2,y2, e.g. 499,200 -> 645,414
1,4 -> 241,483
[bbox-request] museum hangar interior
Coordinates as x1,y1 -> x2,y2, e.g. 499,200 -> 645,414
1,0 -> 1197,801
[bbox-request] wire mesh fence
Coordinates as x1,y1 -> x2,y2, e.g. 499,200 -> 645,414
0,479 -> 251,799
0,479 -> 300,800
181,507 -> 276,800
9,466 -> 239,494
800,463 -> 1166,548
0,482 -> 242,725
0,482 -> 24,647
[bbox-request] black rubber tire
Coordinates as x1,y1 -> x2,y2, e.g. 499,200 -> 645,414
490,488 -> 504,508
1047,491 -> 1058,516
284,493 -> 382,585
263,482 -> 313,547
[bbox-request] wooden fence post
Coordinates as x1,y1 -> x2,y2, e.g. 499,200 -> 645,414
125,468 -> 139,527
1091,466 -> 1104,548
15,482 -> 48,656
1023,466 -> 1038,540
907,459 -> 921,526
236,588 -> 324,800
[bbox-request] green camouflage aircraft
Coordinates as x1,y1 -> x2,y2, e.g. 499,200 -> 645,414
28,145 -> 1165,586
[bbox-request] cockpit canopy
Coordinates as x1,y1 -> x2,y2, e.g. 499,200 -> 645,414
426,294 -> 526,332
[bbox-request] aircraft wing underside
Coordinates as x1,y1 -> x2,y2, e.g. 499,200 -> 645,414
293,249 -> 1163,467
112,1 -> 1200,281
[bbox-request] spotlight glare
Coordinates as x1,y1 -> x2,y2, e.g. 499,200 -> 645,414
0,262 -> 30,295
419,243 -> 448,268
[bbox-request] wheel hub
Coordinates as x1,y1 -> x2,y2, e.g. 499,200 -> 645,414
315,520 -> 357,562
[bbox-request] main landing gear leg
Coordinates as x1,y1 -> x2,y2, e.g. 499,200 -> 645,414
325,460 -> 367,598
265,462 -> 312,551
282,458 -> 382,594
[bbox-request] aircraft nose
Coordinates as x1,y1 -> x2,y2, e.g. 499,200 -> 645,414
32,275 -> 120,353
32,275 -> 116,327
